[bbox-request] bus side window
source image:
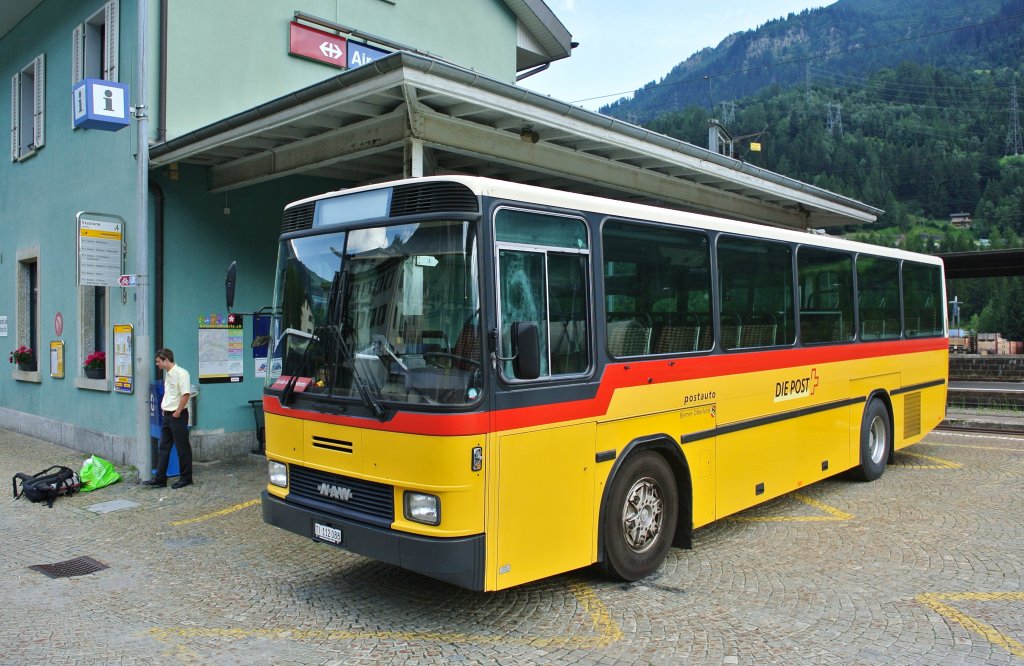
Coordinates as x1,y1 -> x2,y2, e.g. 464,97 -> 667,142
902,262 -> 944,337
857,256 -> 901,340
495,208 -> 591,380
798,247 -> 854,344
602,219 -> 711,358
717,236 -> 795,349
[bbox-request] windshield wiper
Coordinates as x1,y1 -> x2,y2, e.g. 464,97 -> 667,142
331,326 -> 388,421
327,264 -> 387,421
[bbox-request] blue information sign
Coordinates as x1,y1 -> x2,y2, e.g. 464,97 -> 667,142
72,79 -> 131,131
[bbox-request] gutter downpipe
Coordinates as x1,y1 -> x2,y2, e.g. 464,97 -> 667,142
157,0 -> 167,142
134,0 -> 153,480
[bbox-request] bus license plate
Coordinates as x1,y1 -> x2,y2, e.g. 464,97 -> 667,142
314,522 -> 343,545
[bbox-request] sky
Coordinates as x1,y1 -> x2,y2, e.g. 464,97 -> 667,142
524,0 -> 834,111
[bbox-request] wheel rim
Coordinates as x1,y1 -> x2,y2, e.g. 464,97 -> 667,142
621,476 -> 664,553
868,414 -> 888,464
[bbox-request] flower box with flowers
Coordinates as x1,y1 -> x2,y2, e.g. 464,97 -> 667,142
9,346 -> 36,371
84,351 -> 106,379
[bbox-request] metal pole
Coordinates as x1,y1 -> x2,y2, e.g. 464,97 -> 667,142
134,0 -> 152,480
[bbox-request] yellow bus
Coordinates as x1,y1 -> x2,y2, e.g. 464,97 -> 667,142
259,176 -> 947,591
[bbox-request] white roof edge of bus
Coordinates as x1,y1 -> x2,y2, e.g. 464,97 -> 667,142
286,175 -> 942,267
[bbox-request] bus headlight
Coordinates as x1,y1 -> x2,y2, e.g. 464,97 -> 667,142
404,491 -> 440,526
268,460 -> 288,487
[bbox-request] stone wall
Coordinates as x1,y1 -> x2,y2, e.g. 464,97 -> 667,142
949,354 -> 1024,381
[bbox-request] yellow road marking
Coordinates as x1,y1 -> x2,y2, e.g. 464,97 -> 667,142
567,580 -> 623,645
170,499 -> 260,526
926,441 -> 1024,452
727,493 -> 853,522
917,592 -> 1024,658
895,451 -> 961,469
149,578 -> 622,648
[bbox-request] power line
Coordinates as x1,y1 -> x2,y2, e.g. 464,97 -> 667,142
571,11 -> 1024,106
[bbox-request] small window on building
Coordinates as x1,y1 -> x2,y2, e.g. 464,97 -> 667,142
10,54 -> 46,161
72,1 -> 119,83
16,250 -> 40,372
80,286 -> 108,379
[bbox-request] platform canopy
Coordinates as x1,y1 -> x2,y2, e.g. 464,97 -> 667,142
149,52 -> 882,230
940,249 -> 1024,279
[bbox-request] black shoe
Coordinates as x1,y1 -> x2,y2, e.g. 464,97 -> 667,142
171,479 -> 193,489
143,479 -> 166,488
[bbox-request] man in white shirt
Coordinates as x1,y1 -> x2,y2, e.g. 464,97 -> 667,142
145,348 -> 194,488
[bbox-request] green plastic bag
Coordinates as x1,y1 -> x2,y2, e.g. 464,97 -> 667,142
80,455 -> 121,492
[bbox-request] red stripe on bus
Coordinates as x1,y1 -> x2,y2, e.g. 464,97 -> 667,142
264,337 -> 947,435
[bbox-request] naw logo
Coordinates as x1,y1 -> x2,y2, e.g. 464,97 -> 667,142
774,368 -> 819,402
318,482 -> 353,502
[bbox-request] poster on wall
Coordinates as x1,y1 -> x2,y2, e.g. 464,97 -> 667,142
50,341 -> 64,378
113,324 -> 133,393
253,314 -> 270,379
77,212 -> 125,287
198,313 -> 243,384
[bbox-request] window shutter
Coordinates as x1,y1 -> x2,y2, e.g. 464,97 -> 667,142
104,0 -> 119,82
10,73 -> 19,161
33,53 -> 45,150
72,24 -> 84,84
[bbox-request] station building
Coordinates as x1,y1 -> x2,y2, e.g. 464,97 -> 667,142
1,0 -> 881,469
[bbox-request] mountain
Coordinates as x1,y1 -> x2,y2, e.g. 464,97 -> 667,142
598,0 -> 1024,334
601,0 -> 1021,123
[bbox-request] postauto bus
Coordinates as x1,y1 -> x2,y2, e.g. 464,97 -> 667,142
258,176 -> 947,591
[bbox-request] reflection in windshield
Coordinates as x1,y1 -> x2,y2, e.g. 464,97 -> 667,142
270,220 -> 482,408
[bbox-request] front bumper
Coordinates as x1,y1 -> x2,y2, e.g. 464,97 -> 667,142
261,491 -> 485,590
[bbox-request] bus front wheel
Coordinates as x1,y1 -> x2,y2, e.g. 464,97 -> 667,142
852,398 -> 891,482
601,451 -> 678,581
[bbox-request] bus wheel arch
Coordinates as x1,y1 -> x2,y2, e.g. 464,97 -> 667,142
597,436 -> 691,581
851,392 -> 893,482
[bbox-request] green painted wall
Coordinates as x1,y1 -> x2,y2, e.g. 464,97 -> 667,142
154,165 -> 337,433
1,0 -> 139,439
162,0 -> 517,138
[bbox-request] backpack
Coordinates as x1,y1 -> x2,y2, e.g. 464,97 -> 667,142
12,466 -> 81,508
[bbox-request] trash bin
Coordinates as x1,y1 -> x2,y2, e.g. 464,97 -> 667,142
248,399 -> 265,455
149,381 -> 180,478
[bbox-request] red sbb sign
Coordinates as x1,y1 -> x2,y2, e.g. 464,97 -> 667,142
289,22 -> 347,68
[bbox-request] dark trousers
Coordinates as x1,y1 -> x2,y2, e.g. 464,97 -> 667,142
156,410 -> 193,482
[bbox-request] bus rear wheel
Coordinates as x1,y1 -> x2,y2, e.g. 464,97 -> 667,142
601,451 -> 678,581
851,398 -> 891,482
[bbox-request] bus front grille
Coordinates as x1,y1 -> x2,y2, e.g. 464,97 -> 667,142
288,464 -> 394,523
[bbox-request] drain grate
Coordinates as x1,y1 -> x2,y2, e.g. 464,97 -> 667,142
29,556 -> 108,579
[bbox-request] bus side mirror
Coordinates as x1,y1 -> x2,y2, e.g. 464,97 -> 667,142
512,321 -> 541,380
225,261 -> 237,311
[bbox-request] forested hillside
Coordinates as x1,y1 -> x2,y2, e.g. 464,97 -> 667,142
599,0 -> 1024,336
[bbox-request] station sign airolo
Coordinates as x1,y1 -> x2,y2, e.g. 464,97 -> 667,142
289,22 -> 347,68
288,21 -> 390,70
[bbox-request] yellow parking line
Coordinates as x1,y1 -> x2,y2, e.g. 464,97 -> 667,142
728,492 -> 853,522
926,441 -> 1024,452
895,451 -> 961,469
149,578 -> 622,648
917,592 -> 1024,658
567,580 -> 623,645
170,499 -> 261,526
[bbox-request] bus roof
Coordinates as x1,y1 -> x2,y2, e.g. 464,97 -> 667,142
288,176 -> 943,267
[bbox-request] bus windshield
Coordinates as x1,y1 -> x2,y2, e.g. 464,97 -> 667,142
269,218 -> 482,408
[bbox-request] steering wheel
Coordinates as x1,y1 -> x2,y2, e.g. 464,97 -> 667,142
423,352 -> 481,369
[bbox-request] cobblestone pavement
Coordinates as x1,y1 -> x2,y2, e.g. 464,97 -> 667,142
2,427 -> 1022,665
